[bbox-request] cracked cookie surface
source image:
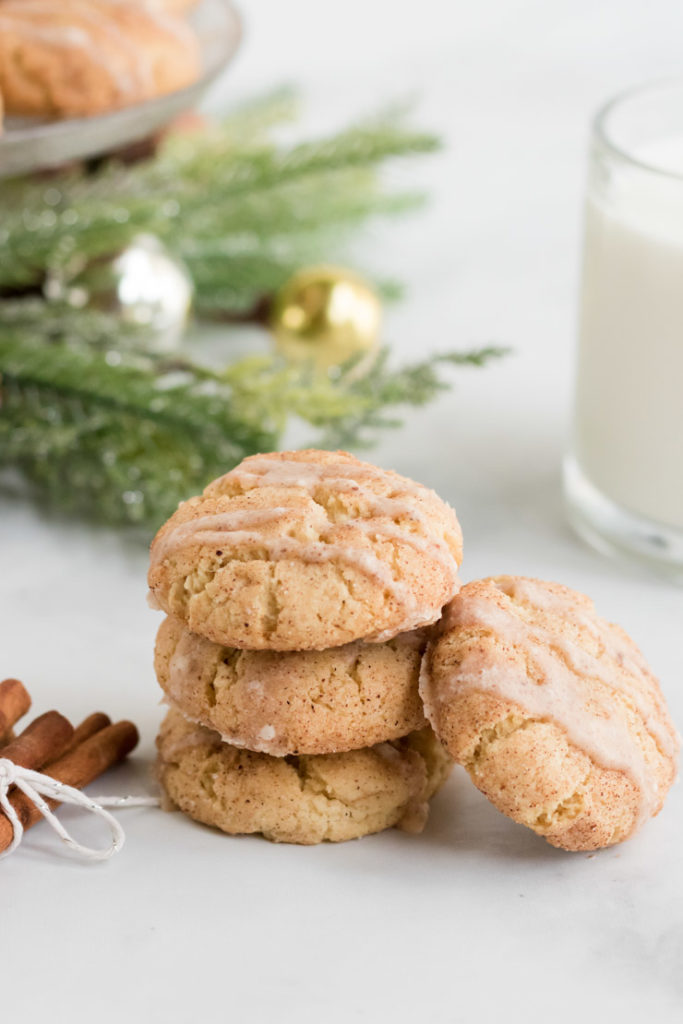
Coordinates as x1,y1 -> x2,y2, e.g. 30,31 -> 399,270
0,0 -> 200,119
420,576 -> 679,851
148,449 -> 462,651
155,615 -> 429,755
156,708 -> 453,844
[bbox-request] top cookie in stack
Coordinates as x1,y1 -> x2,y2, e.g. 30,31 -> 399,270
150,450 -> 461,844
148,449 -> 462,651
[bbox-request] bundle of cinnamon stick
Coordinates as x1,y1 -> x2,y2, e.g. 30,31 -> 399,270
0,677 -> 139,855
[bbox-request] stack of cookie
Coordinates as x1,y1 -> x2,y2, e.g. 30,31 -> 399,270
148,449 -> 463,844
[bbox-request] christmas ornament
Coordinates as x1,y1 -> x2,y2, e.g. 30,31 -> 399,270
45,235 -> 193,352
270,266 -> 382,372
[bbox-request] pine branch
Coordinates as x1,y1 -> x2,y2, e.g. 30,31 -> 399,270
0,94 -> 506,530
0,304 -> 506,530
311,346 -> 510,449
212,86 -> 300,144
0,98 -> 439,313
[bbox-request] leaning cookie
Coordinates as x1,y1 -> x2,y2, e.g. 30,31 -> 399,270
155,616 -> 428,756
148,449 -> 462,651
0,0 -> 200,119
420,576 -> 679,851
157,709 -> 452,844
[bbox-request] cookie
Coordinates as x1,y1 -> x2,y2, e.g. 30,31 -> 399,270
156,708 -> 453,844
147,0 -> 198,13
0,0 -> 200,119
420,576 -> 679,851
155,615 -> 428,756
148,450 -> 462,651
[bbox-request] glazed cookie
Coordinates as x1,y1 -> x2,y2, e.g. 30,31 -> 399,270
155,616 -> 428,756
157,709 -> 453,844
420,576 -> 679,851
148,450 -> 462,651
146,0 -> 199,13
0,0 -> 200,119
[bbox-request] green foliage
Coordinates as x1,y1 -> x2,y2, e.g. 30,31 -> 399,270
0,90 -> 507,532
0,90 -> 439,314
0,302 -> 505,530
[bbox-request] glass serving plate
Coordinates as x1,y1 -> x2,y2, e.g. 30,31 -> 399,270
0,0 -> 242,179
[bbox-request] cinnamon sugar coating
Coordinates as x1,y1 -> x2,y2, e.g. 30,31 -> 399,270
420,576 -> 679,851
156,708 -> 453,844
155,615 -> 428,756
0,0 -> 200,119
148,450 -> 462,651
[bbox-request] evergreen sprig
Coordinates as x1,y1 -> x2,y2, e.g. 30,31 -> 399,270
0,302 -> 506,530
0,91 -> 508,532
0,91 -> 439,313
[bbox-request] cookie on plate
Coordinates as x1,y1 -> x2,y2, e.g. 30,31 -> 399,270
155,615 -> 429,756
157,708 -> 453,844
420,576 -> 679,851
0,0 -> 200,119
147,0 -> 199,13
148,449 -> 462,651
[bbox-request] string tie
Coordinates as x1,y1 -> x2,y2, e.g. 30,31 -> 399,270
0,757 -> 157,861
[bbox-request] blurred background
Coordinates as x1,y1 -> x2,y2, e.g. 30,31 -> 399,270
198,0 -> 682,579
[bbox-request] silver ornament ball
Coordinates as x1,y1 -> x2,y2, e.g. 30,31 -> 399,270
48,234 -> 193,352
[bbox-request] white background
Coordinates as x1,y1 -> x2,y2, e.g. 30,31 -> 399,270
2,1 -> 683,1021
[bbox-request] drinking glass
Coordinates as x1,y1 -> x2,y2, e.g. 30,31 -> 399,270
565,79 -> 683,578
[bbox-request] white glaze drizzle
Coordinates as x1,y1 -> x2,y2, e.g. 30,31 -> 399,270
151,457 -> 460,632
99,0 -> 198,47
498,578 -> 675,751
432,579 -> 679,830
166,523 -> 431,620
233,459 -> 461,576
0,0 -> 196,99
151,507 -> 293,563
164,700 -> 278,756
0,5 -> 149,96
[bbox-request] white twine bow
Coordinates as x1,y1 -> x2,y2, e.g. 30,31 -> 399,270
0,758 -> 158,862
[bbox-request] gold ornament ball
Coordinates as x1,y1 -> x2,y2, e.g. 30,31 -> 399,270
270,265 -> 382,371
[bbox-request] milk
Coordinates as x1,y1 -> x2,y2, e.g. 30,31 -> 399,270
574,137 -> 683,531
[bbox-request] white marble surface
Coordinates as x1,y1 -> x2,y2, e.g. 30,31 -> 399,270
2,1 -> 683,1020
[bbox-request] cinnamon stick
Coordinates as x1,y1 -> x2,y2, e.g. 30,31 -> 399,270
0,680 -> 32,745
0,720 -> 139,854
59,713 -> 111,757
0,712 -> 74,771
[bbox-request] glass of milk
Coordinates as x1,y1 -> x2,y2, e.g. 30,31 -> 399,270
565,79 -> 683,578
